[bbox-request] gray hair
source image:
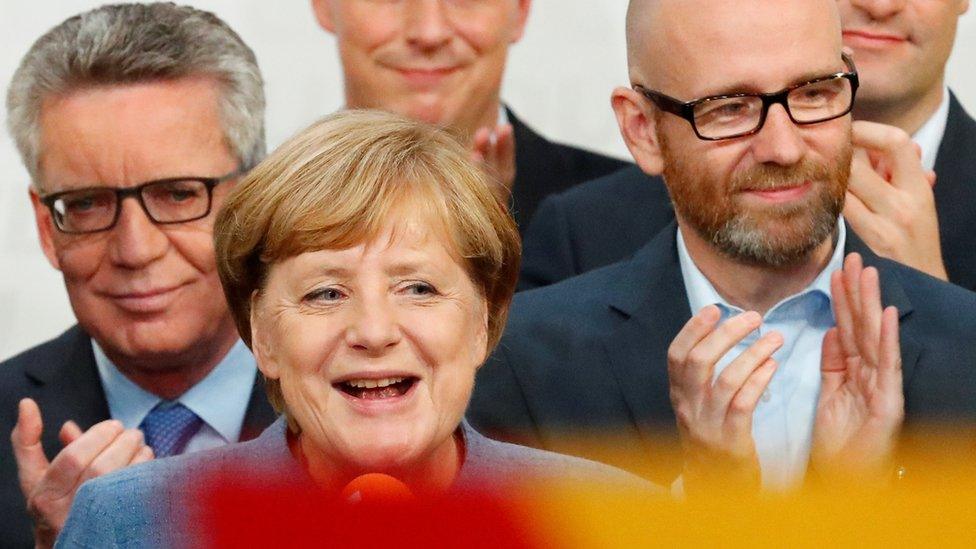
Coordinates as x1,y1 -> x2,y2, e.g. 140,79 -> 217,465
6,2 -> 266,189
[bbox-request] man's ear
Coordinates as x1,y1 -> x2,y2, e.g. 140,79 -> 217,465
250,291 -> 281,380
611,86 -> 665,175
508,0 -> 532,43
311,0 -> 336,33
29,188 -> 61,271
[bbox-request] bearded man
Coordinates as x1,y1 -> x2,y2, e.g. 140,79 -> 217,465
468,0 -> 976,492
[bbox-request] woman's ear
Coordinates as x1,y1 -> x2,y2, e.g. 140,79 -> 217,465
250,290 -> 280,380
475,302 -> 490,370
611,86 -> 665,175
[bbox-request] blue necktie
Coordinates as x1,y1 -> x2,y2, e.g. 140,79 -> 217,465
139,402 -> 203,458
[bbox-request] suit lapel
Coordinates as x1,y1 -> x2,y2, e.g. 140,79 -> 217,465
844,229 -> 921,387
24,326 -> 111,455
240,372 -> 278,442
600,225 -> 688,451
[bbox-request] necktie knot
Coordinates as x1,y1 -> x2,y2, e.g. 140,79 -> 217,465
139,402 -> 203,458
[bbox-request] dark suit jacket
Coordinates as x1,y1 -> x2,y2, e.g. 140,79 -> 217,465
0,326 -> 277,548
518,93 -> 976,291
469,223 -> 976,484
507,108 -> 630,232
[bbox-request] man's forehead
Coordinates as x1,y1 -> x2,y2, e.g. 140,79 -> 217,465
639,0 -> 843,96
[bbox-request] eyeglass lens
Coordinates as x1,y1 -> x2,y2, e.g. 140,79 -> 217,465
692,75 -> 853,139
51,179 -> 211,233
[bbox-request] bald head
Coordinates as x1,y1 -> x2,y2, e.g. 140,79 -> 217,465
625,0 -> 843,90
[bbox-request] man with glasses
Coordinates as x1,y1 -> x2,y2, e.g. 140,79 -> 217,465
469,0 -> 976,491
0,5 -> 276,546
520,2 -> 972,292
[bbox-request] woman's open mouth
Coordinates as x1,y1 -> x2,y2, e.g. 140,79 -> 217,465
334,376 -> 419,400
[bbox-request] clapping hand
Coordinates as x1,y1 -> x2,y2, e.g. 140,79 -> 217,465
844,121 -> 945,280
11,398 -> 153,548
811,253 -> 904,484
470,123 -> 516,204
668,306 -> 783,493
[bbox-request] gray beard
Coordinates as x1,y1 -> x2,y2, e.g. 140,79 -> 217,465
703,198 -> 842,268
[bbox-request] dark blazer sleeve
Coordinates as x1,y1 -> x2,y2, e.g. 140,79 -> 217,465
518,193 -> 578,291
467,345 -> 542,449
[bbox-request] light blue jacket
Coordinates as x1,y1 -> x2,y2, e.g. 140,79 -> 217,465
57,417 -> 652,548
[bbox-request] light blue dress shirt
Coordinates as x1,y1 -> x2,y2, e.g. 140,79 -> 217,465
676,222 -> 846,489
92,339 -> 258,453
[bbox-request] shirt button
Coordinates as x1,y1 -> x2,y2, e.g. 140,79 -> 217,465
761,390 -> 771,403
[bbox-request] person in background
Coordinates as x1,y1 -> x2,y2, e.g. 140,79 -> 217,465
518,0 -> 973,291
469,0 -> 976,492
57,110 -> 651,548
1,4 -> 277,546
309,0 -> 629,231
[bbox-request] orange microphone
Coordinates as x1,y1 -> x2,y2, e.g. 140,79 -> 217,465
340,473 -> 414,504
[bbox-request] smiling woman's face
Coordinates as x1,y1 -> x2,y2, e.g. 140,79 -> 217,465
250,210 -> 488,478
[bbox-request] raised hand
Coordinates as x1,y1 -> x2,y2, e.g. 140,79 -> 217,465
11,398 -> 153,548
811,253 -> 904,484
668,305 -> 782,493
844,121 -> 946,280
470,123 -> 516,204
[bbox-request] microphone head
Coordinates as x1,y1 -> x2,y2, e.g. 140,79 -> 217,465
340,473 -> 414,504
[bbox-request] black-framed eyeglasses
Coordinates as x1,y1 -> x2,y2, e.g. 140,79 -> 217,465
40,170 -> 242,234
633,53 -> 859,141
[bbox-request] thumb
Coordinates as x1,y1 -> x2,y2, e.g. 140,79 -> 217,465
11,398 -> 50,496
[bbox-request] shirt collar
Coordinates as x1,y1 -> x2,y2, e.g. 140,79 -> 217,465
93,339 -> 257,443
677,220 -> 846,316
912,87 -> 950,172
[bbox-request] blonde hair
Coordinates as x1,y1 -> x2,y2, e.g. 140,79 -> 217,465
214,110 -> 520,415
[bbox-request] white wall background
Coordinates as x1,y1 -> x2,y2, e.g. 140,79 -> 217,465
1,1 -> 974,360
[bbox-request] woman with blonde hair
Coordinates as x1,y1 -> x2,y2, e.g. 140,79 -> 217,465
57,110 -> 648,547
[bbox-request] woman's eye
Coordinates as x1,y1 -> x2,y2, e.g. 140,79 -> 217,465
405,282 -> 437,296
306,288 -> 345,302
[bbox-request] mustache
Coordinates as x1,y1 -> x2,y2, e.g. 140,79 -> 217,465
730,160 -> 834,193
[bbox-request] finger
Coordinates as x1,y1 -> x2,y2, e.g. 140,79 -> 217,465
11,398 -> 49,496
851,121 -> 928,193
668,305 -> 723,373
41,420 -> 125,497
842,191 -> 881,232
856,266 -> 883,367
925,170 -> 936,188
495,124 -> 515,182
130,445 -> 155,466
77,429 -> 147,485
819,328 -> 847,397
842,253 -> 864,330
877,306 -> 903,395
727,359 -> 778,432
683,310 -> 763,387
912,141 -> 923,161
710,331 -> 783,412
59,421 -> 83,448
830,269 -> 858,357
469,127 -> 492,162
848,150 -> 894,214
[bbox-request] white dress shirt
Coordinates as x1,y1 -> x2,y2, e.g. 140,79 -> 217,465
93,339 -> 258,453
676,223 -> 847,489
912,87 -> 950,172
